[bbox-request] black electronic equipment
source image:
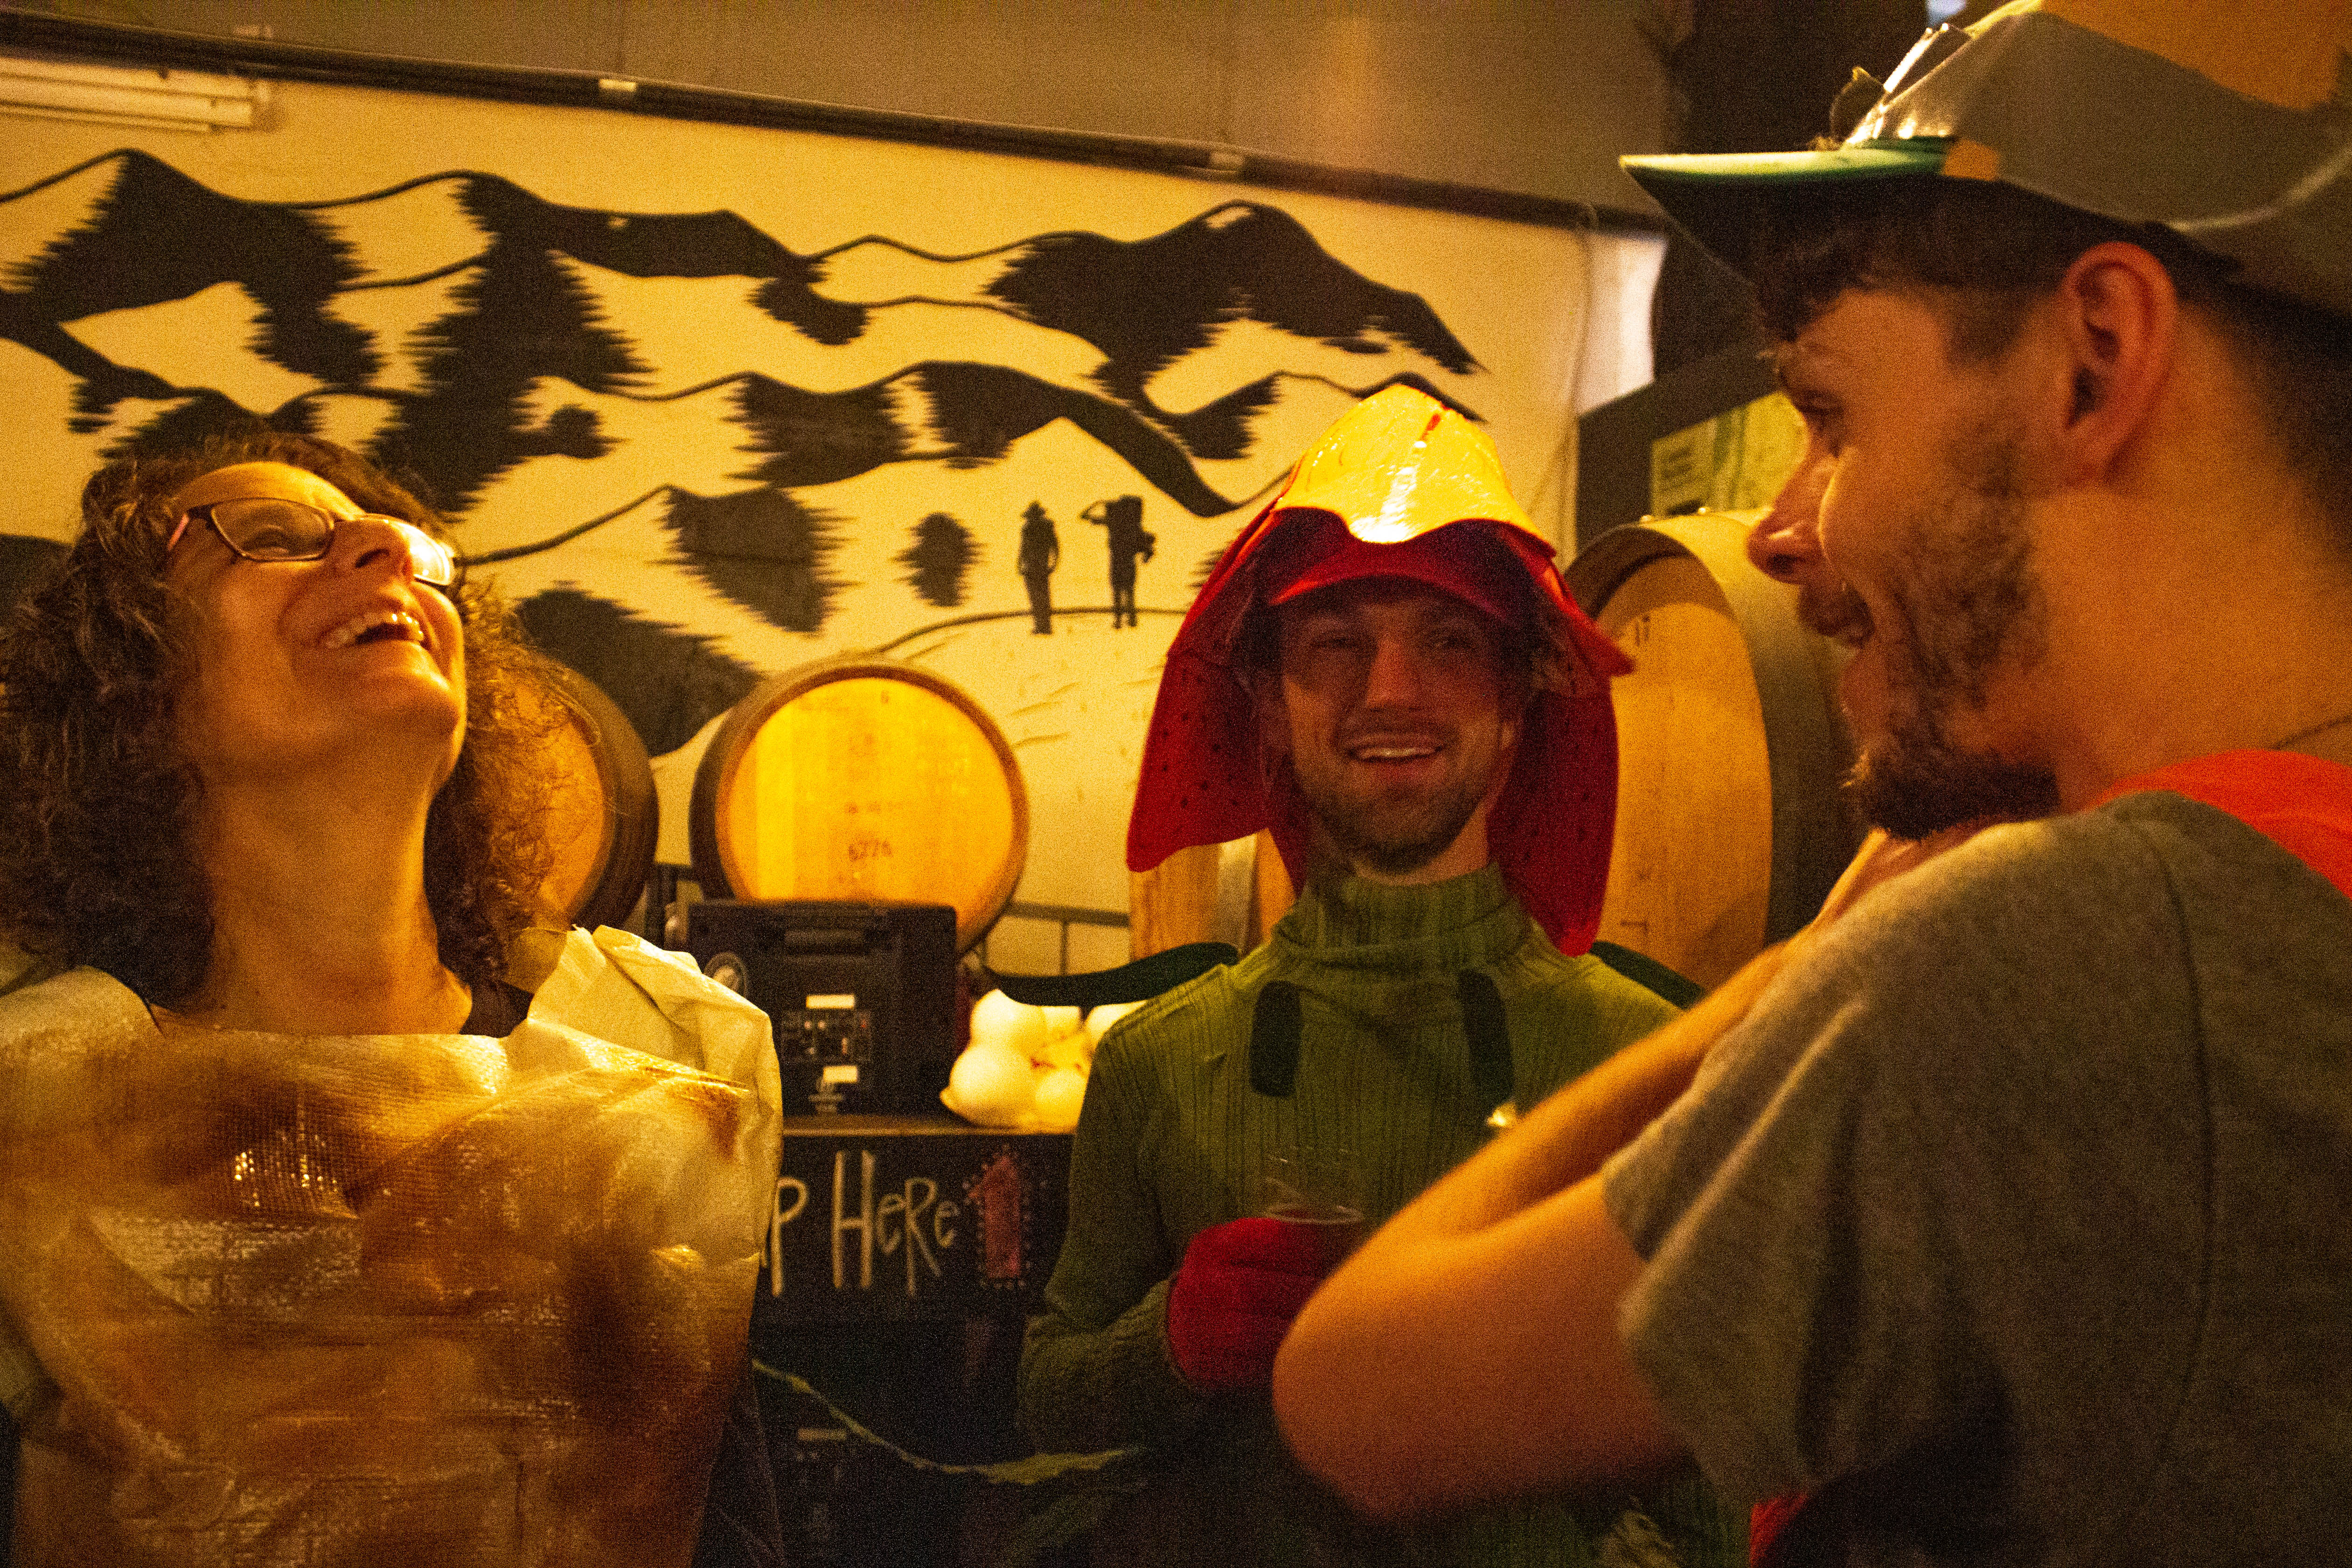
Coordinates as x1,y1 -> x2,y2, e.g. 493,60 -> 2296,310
682,899 -> 958,1116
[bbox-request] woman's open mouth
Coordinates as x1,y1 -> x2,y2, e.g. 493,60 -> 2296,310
324,608 -> 426,650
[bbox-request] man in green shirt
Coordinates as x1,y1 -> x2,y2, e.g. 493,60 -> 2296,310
1017,386 -> 1739,1566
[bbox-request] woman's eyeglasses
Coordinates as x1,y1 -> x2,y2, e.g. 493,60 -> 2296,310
166,497 -> 459,591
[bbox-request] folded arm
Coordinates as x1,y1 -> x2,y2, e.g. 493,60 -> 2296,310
1271,941 -> 1795,1519
1270,825 -> 1989,1518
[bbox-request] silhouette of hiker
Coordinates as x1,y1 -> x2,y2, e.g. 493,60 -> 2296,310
1018,502 -> 1059,634
1083,495 -> 1155,628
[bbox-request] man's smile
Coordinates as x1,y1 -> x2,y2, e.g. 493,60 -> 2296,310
1801,580 -> 1874,651
1347,738 -> 1442,763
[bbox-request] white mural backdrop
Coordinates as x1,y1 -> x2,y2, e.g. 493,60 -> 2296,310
0,79 -> 1630,968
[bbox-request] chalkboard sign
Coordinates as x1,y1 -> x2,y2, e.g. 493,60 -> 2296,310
756,1116 -> 1071,1331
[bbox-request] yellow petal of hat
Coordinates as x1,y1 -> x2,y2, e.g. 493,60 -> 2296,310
1268,382 -> 1539,545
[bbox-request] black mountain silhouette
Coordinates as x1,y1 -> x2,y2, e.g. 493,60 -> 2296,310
4,149 -> 1492,751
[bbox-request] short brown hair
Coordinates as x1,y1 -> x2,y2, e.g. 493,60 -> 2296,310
1747,177 -> 2352,552
0,431 -> 559,1004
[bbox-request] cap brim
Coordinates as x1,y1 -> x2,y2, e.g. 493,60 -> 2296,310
1623,142 -> 1949,189
1624,141 -> 1951,284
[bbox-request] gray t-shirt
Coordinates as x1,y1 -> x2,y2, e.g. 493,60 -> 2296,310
1604,791 -> 2352,1565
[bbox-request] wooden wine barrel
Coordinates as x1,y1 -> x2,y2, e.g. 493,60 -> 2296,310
688,660 -> 1028,954
532,662 -> 659,932
1567,509 -> 1862,990
1128,830 -> 1293,960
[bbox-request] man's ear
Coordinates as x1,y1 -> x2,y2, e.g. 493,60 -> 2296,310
2049,240 -> 2178,485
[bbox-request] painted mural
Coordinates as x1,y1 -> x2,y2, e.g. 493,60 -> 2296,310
0,80 -> 1615,957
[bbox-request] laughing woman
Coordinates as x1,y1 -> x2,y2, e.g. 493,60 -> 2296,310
0,433 -> 782,1566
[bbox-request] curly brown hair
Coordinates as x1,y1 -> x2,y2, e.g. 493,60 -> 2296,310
0,431 -> 560,1004
1745,177 -> 2352,556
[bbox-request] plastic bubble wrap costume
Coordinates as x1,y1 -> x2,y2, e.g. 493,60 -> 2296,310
0,926 -> 783,1568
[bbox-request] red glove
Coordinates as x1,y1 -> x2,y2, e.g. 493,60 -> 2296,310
1164,1217 -> 1330,1391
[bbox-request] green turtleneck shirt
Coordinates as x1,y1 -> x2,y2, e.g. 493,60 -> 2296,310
1018,864 -> 1738,1567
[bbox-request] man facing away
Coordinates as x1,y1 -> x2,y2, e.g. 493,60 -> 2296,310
1020,386 -> 1740,1565
1274,4 -> 2352,1563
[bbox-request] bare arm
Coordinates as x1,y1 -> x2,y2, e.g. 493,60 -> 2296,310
1272,823 -> 1995,1519
1270,944 -> 1793,1518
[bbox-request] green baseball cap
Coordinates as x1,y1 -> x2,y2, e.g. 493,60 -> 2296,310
1624,0 -> 2352,321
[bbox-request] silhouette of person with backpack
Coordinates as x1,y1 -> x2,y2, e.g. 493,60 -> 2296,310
1084,495 -> 1155,628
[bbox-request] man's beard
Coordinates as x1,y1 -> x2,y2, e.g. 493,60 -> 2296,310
1848,712 -> 2060,840
1817,416 -> 2062,839
1289,750 -> 1500,879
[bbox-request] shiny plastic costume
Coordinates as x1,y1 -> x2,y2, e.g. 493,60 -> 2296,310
0,926 -> 782,1568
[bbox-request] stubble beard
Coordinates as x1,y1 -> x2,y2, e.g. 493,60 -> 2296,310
1289,745 -> 1499,880
1850,713 -> 2060,841
1839,415 -> 2062,839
